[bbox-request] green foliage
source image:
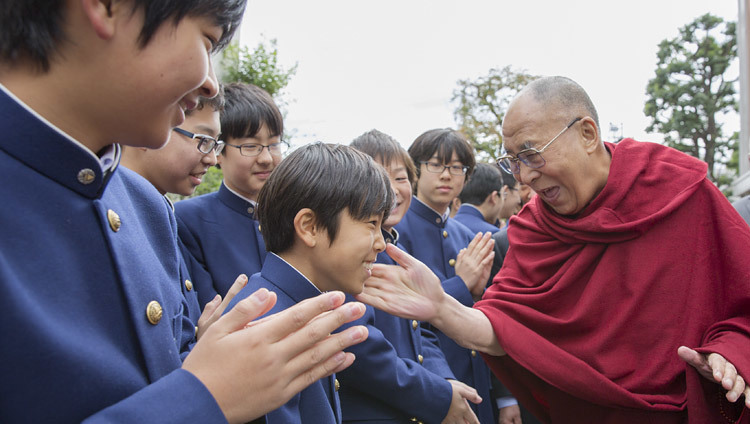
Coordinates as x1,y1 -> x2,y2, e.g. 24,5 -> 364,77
644,13 -> 738,185
451,66 -> 539,161
219,38 -> 298,99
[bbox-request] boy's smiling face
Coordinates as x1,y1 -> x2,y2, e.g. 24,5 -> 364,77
382,158 -> 412,230
416,151 -> 466,213
89,10 -> 223,153
142,106 -> 221,196
310,210 -> 386,294
219,123 -> 282,202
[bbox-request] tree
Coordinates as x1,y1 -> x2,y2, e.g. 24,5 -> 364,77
172,38 -> 297,200
219,38 -> 297,98
644,13 -> 738,186
452,66 -> 539,161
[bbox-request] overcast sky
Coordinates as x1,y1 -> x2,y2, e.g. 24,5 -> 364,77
238,0 -> 740,150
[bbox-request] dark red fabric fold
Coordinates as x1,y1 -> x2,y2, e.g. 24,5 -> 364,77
475,139 -> 750,423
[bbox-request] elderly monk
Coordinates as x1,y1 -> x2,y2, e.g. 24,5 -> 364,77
358,76 -> 750,423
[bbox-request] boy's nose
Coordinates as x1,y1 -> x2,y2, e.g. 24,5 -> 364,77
373,227 -> 386,253
199,59 -> 219,99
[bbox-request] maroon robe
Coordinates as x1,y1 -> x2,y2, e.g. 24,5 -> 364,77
475,139 -> 750,423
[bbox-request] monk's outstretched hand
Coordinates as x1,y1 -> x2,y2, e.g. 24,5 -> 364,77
356,243 -> 445,322
678,346 -> 750,408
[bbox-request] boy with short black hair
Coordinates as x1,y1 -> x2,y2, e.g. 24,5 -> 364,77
175,82 -> 284,308
0,2 -> 368,422
227,142 -> 392,423
395,128 -> 497,423
455,163 -> 521,234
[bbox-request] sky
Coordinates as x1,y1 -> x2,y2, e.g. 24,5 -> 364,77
237,0 -> 741,151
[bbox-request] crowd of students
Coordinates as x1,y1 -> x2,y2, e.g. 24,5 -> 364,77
3,1 -> 749,423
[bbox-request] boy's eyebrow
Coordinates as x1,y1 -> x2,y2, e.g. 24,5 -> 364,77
192,125 -> 219,137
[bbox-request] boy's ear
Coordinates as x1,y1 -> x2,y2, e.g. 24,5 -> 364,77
293,208 -> 319,248
81,0 -> 117,40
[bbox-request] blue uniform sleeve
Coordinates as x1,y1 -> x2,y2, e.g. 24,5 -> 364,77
336,304 -> 453,423
82,369 -> 226,424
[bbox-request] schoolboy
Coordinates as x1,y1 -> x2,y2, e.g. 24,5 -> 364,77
0,2 -> 368,422
121,90 -> 225,326
455,163 -> 521,234
394,128 -> 497,423
175,82 -> 283,308
226,142 -> 392,423
343,129 -> 483,423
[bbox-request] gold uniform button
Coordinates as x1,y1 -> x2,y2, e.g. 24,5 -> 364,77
184,279 -> 193,291
146,301 -> 163,325
435,217 -> 441,224
418,354 -> 424,364
107,209 -> 121,232
410,418 -> 418,422
77,168 -> 96,185
258,224 -> 262,232
448,258 -> 456,267
442,230 -> 448,238
247,206 -> 254,214
412,320 -> 418,330
335,379 -> 340,391
471,349 -> 477,357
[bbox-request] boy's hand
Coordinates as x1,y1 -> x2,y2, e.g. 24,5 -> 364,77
196,273 -> 248,340
183,289 -> 368,424
442,379 -> 481,424
357,244 -> 446,322
455,232 -> 495,297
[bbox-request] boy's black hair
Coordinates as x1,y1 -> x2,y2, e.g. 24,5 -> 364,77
0,0 -> 246,72
258,142 -> 393,253
220,83 -> 283,148
499,166 -> 518,190
350,129 -> 416,185
458,163 -> 504,205
408,129 -> 476,179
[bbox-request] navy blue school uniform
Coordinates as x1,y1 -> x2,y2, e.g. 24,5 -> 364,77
0,87 -> 223,423
336,229 -> 456,423
394,197 -> 496,423
175,182 -> 266,308
454,203 -> 500,235
226,253 -> 341,423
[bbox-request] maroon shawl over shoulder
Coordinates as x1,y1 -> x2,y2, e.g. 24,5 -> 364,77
475,139 -> 750,423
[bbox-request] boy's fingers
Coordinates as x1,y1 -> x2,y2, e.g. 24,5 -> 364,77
286,351 -> 357,397
253,291 -> 349,343
215,274 -> 249,316
284,325 -> 368,391
215,288 -> 277,334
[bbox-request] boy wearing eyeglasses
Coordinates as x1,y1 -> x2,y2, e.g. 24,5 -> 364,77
175,82 -> 286,308
394,128 -> 498,423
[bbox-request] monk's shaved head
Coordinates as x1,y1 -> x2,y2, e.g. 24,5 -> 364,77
512,76 -> 600,131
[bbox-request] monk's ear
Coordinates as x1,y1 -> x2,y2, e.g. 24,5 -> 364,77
81,0 -> 116,40
579,116 -> 600,154
293,208 -> 319,248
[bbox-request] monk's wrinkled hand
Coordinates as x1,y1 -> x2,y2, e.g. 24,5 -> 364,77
678,346 -> 750,408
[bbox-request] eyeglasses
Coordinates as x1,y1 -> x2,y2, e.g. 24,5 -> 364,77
224,142 -> 288,157
173,127 -> 225,154
497,117 -> 582,174
420,161 -> 469,176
